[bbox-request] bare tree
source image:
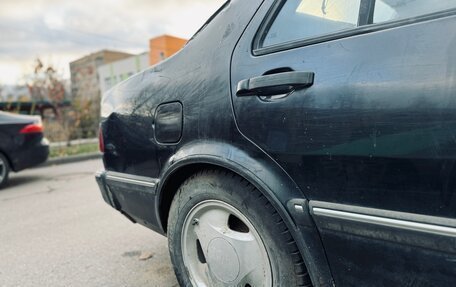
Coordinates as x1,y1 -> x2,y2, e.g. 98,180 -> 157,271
27,58 -> 66,105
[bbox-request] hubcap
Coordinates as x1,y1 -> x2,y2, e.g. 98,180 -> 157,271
182,200 -> 272,287
207,238 -> 239,282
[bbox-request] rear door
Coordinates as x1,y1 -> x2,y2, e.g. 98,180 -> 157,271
231,0 -> 456,285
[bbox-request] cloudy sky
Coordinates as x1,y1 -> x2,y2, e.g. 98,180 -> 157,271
0,0 -> 225,85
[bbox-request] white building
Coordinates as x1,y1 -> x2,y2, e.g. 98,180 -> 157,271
97,52 -> 149,94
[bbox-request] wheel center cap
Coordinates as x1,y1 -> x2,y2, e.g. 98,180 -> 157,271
207,237 -> 240,283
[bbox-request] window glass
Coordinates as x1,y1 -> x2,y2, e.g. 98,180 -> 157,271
262,0 -> 361,47
374,0 -> 456,23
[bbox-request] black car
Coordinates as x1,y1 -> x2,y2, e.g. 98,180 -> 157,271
0,111 -> 49,188
95,1 -> 456,286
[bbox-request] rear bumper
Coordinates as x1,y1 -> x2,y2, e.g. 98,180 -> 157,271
95,171 -> 115,207
13,138 -> 49,172
95,170 -> 164,234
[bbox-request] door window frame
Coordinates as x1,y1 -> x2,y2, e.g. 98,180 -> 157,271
253,0 -> 456,56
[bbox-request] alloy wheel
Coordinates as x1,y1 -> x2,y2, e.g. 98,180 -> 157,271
181,200 -> 273,287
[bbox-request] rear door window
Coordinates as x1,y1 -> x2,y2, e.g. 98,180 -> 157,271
259,0 -> 456,51
262,0 -> 362,47
374,0 -> 456,23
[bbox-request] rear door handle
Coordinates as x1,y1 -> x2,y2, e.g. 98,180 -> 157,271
236,71 -> 314,97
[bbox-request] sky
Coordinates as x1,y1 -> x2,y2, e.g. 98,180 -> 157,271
0,0 -> 226,85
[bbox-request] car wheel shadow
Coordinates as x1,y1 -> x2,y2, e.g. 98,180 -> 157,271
2,175 -> 43,189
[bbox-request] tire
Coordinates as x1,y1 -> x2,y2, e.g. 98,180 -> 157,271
167,169 -> 312,287
0,153 -> 10,189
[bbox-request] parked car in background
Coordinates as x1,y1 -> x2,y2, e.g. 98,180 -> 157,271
96,0 -> 456,286
0,111 -> 49,188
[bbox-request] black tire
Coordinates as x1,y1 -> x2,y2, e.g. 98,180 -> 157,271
0,153 -> 10,189
167,169 -> 312,287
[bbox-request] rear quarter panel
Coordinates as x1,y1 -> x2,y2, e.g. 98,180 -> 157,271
99,0 -> 334,285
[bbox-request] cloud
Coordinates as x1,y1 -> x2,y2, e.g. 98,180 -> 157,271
0,0 -> 226,84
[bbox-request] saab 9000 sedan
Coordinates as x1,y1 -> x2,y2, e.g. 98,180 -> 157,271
95,0 -> 456,286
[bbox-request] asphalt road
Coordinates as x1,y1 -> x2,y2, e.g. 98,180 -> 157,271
0,159 -> 179,287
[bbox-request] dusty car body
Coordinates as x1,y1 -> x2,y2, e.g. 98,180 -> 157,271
0,111 -> 49,187
96,0 -> 456,286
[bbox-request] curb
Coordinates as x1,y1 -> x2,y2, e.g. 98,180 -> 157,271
39,152 -> 102,167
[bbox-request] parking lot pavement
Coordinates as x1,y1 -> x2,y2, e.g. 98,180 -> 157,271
0,159 -> 179,287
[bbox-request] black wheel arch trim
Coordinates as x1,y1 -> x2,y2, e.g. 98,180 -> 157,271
0,149 -> 14,172
155,140 -> 335,286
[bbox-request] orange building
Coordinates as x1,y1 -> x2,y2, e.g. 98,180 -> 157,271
149,35 -> 187,65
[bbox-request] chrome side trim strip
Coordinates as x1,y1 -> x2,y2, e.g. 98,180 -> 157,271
106,173 -> 158,188
310,200 -> 456,228
312,207 -> 456,238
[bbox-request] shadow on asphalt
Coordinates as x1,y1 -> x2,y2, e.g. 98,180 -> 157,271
3,175 -> 43,189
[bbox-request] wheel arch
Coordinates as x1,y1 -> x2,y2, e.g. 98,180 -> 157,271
156,141 -> 304,234
155,141 -> 335,286
0,149 -> 13,172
